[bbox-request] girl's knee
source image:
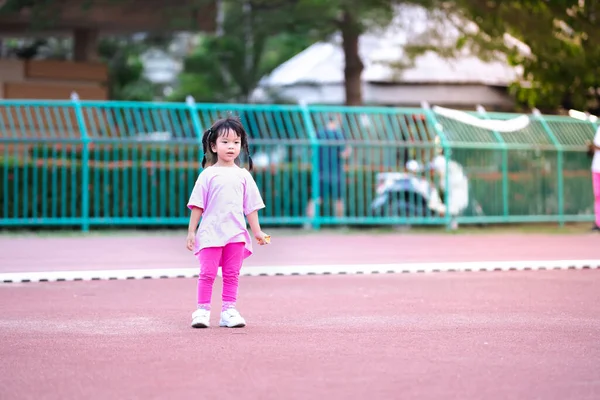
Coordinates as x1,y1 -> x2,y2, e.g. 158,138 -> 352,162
198,248 -> 223,282
222,262 -> 241,287
199,271 -> 217,283
222,268 -> 240,281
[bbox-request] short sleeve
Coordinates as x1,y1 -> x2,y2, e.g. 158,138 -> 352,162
243,170 -> 265,216
594,127 -> 600,145
187,172 -> 208,211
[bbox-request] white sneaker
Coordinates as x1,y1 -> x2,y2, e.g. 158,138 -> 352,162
191,308 -> 210,328
219,309 -> 246,328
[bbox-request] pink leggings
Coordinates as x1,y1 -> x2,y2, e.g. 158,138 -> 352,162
594,172 -> 600,227
197,242 -> 245,311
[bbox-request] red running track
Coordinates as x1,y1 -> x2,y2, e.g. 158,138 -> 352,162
1,270 -> 599,400
0,232 -> 599,273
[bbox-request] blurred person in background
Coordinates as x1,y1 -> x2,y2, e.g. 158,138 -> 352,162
428,154 -> 469,230
305,115 -> 352,228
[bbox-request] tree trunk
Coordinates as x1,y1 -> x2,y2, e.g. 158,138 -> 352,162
340,10 -> 363,106
592,86 -> 600,115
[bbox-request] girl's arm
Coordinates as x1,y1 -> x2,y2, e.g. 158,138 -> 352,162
186,207 -> 203,251
246,210 -> 262,236
247,211 -> 268,244
188,207 -> 203,232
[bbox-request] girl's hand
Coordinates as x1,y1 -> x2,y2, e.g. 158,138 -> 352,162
186,232 -> 196,251
255,231 -> 271,245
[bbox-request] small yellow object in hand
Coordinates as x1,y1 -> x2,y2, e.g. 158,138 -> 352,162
260,235 -> 271,245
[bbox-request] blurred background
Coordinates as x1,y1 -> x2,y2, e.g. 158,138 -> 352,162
0,0 -> 598,233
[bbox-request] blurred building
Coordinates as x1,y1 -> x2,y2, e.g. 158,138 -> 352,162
0,0 -> 216,100
252,4 -> 526,111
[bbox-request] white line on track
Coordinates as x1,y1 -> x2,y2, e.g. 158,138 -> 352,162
1,260 -> 599,284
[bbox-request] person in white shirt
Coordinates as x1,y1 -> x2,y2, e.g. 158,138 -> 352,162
588,127 -> 600,231
428,154 -> 470,230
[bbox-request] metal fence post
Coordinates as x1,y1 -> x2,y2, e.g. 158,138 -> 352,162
584,114 -> 598,225
300,100 -> 320,230
533,108 -> 564,227
477,105 -> 510,219
186,96 -> 204,158
420,101 -> 453,230
71,92 -> 90,232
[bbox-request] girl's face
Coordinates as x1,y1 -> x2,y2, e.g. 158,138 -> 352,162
211,129 -> 242,166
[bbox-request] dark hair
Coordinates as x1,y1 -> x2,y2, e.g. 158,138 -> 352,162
201,116 -> 253,170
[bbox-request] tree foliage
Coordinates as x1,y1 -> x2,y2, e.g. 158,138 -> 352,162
174,0 -> 442,105
98,38 -> 156,102
274,0 -> 441,105
169,0 -> 319,103
441,0 -> 600,112
291,0 -> 409,106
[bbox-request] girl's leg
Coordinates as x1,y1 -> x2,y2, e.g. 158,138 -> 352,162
593,172 -> 600,227
197,247 -> 222,310
220,242 -> 246,311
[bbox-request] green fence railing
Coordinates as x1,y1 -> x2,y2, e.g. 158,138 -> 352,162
0,97 -> 596,231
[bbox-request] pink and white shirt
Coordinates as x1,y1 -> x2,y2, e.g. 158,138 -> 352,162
187,166 -> 265,258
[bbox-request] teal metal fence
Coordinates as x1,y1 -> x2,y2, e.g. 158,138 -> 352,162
0,97 -> 596,231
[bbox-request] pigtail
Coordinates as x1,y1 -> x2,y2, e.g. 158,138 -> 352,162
243,141 -> 253,171
201,128 -> 211,168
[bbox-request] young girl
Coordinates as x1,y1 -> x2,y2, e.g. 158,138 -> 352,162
186,116 -> 269,329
